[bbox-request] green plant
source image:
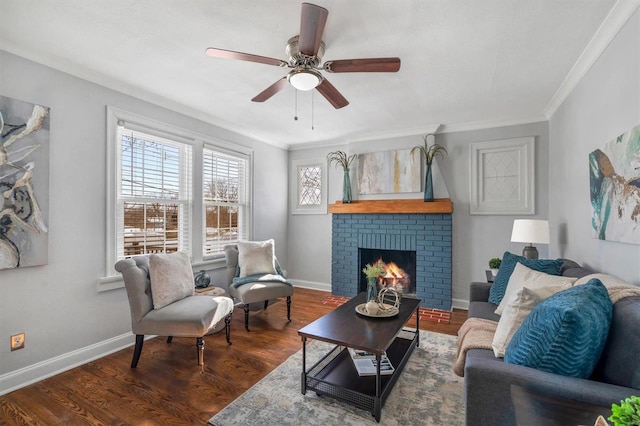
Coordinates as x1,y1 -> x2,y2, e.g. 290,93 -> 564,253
362,260 -> 385,278
327,151 -> 357,171
489,257 -> 502,269
609,396 -> 640,426
411,133 -> 447,165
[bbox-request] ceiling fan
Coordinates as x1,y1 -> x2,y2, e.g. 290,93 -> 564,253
205,2 -> 401,109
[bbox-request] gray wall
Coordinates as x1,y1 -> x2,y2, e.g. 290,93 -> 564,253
548,9 -> 640,284
437,122 -> 550,305
0,51 -> 288,390
287,135 -> 449,290
287,123 -> 550,308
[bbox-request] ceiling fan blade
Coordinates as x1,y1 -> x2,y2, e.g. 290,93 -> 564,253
324,58 -> 401,73
251,77 -> 289,102
316,79 -> 349,109
206,48 -> 288,67
298,3 -> 328,56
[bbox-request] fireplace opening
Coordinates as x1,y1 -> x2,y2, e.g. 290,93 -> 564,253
358,248 -> 417,297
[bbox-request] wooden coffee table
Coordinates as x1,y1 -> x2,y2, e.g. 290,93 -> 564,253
298,292 -> 420,422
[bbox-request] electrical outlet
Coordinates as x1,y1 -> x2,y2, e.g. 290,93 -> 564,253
11,333 -> 25,351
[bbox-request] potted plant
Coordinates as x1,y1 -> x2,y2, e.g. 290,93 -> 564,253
488,257 -> 501,277
411,133 -> 447,202
608,396 -> 640,426
327,150 -> 357,203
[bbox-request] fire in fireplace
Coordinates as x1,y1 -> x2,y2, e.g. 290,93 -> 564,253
359,248 -> 417,296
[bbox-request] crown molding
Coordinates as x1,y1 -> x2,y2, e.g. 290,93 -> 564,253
544,0 -> 640,118
288,117 -> 549,150
438,116 -> 547,134
0,44 -> 291,151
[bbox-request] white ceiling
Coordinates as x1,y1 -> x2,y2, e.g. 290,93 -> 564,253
1,0 -> 632,148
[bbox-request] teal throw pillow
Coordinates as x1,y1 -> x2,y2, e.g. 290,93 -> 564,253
504,279 -> 612,379
488,252 -> 563,305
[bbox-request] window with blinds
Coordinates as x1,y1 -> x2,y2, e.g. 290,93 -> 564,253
116,125 -> 192,259
203,147 -> 249,256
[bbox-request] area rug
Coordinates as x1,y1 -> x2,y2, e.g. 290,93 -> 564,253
209,331 -> 464,425
321,295 -> 452,324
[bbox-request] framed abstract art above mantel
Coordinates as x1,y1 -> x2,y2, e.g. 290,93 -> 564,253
590,123 -> 640,245
0,95 -> 50,270
469,137 -> 535,215
356,148 -> 421,195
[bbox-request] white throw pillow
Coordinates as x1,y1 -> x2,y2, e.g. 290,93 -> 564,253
495,263 -> 577,315
237,239 -> 277,277
492,283 -> 572,357
149,251 -> 195,309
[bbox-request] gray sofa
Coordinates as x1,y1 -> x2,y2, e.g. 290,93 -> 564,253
464,260 -> 640,425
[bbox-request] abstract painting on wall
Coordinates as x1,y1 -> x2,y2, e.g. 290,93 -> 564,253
357,148 -> 421,194
589,123 -> 640,244
0,95 -> 50,269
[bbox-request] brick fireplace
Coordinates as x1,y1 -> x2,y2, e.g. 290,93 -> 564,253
330,199 -> 453,310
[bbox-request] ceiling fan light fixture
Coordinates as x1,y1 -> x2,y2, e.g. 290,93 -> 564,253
288,69 -> 322,91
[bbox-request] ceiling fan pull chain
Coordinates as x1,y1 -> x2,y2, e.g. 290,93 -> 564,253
294,89 -> 298,121
311,90 -> 315,131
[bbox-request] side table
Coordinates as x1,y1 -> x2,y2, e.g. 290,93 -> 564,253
195,286 -> 226,297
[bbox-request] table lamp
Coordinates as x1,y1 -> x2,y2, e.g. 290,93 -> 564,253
510,219 -> 550,259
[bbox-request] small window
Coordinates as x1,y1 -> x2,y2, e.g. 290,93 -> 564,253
291,158 -> 327,214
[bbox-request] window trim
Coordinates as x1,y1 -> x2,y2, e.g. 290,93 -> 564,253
290,158 -> 327,215
102,106 -> 253,287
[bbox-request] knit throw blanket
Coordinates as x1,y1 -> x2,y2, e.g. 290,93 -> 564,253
452,282 -> 640,378
604,284 -> 640,304
231,273 -> 292,289
453,318 -> 497,377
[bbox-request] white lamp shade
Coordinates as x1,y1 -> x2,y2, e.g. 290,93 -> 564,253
511,219 -> 550,244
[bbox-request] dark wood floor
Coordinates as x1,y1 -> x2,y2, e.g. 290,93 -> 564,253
0,288 -> 467,425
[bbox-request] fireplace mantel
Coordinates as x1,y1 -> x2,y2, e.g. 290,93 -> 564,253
328,198 -> 453,214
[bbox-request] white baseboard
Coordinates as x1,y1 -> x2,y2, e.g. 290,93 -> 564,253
292,279 -> 331,292
292,280 -> 468,311
452,298 -> 470,310
0,332 -> 138,396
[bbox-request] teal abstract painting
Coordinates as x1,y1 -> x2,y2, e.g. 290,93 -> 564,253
589,124 -> 640,244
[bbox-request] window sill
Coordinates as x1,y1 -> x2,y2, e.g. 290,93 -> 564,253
97,256 -> 227,292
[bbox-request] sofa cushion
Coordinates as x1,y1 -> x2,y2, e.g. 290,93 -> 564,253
504,279 -> 612,378
492,283 -> 571,357
488,251 -> 564,305
591,296 -> 640,389
149,251 -> 195,310
495,263 -> 577,315
237,239 -> 277,277
468,301 -> 500,322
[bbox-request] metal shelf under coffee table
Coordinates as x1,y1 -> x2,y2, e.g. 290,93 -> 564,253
298,292 -> 420,422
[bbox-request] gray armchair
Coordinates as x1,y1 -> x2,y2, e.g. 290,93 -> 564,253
224,244 -> 293,331
115,255 -> 233,367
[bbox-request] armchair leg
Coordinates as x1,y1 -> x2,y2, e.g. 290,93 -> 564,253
131,335 -> 144,368
244,304 -> 250,332
196,337 -> 205,366
166,336 -> 173,343
225,312 -> 232,345
287,296 -> 292,322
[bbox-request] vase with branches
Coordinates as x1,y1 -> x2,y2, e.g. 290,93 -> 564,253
328,150 -> 357,203
411,133 -> 447,202
362,260 -> 385,303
